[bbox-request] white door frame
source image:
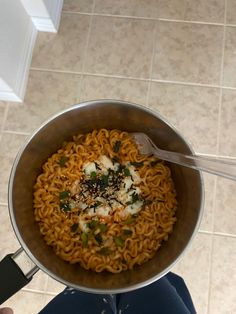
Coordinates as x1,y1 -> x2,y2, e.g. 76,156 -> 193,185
0,0 -> 63,102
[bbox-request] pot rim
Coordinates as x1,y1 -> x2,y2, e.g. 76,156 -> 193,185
8,99 -> 204,294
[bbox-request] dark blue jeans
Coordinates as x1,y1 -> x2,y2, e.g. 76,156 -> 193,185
39,273 -> 196,314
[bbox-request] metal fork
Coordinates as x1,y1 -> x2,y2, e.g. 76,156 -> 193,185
132,132 -> 236,181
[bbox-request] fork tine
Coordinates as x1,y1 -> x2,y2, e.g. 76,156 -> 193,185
131,132 -> 153,155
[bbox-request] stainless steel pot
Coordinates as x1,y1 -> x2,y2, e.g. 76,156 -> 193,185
0,100 -> 204,303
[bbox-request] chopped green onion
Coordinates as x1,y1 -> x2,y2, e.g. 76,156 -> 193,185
60,203 -> 71,212
58,156 -> 69,167
122,229 -> 133,236
131,192 -> 139,204
95,201 -> 102,207
81,232 -> 88,247
124,216 -> 136,225
114,236 -> 124,247
113,141 -> 121,153
98,223 -> 108,233
124,168 -> 130,177
100,175 -> 109,189
150,160 -> 159,167
98,247 -> 112,256
90,171 -> 97,179
59,191 -> 70,199
144,199 -> 152,206
71,223 -> 78,233
95,234 -> 103,245
112,156 -> 119,163
88,220 -> 98,229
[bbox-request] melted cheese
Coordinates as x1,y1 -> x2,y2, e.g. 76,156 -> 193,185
123,177 -> 133,190
96,205 -> 110,217
83,162 -> 96,175
99,155 -> 114,170
81,156 -> 143,220
124,200 -> 143,215
79,219 -> 89,232
129,165 -> 141,184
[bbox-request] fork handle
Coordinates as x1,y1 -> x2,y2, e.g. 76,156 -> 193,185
156,149 -> 236,180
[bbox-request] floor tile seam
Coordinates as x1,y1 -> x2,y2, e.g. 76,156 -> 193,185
0,202 -> 8,206
2,130 -> 30,136
60,11 -> 229,27
0,103 -> 10,141
216,0 -> 227,157
78,1 -> 96,98
29,68 -> 236,90
199,230 -> 236,238
29,68 -> 236,91
145,21 -> 158,106
22,288 -> 58,296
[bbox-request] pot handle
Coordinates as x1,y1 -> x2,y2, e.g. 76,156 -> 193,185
0,248 -> 39,304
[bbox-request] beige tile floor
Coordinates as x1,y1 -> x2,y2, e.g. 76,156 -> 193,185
1,0 -> 236,313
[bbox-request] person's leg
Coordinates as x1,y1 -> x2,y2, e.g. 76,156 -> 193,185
166,272 -> 196,313
117,273 -> 196,314
39,287 -> 114,314
39,273 -> 196,314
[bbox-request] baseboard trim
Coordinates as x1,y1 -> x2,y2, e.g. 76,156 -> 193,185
0,90 -> 22,102
32,16 -> 57,32
32,0 -> 63,33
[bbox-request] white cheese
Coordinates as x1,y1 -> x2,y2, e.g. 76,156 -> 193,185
87,208 -> 96,216
80,156 -> 143,219
83,162 -> 96,175
78,202 -> 87,210
113,163 -> 119,171
110,199 -> 123,210
117,187 -> 128,203
96,205 -> 110,217
95,196 -> 106,203
124,177 -> 133,191
129,165 -> 141,184
99,155 -> 114,170
124,200 -> 143,215
79,219 -> 89,232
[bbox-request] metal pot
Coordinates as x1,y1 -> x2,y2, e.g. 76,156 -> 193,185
0,100 -> 204,303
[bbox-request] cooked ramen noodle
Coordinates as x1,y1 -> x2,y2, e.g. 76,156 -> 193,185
34,129 -> 177,273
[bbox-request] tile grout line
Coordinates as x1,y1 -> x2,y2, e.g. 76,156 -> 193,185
30,67 -> 236,90
216,0 -> 227,157
22,287 -> 58,296
0,202 -> 8,206
0,103 -> 10,142
44,274 -> 49,294
62,10 -> 233,27
145,20 -> 158,107
199,230 -> 236,238
207,3 -> 227,312
152,79 -> 222,89
2,130 -> 30,136
206,181 -> 216,314
214,231 -> 236,239
206,176 -> 217,314
77,0 -> 96,99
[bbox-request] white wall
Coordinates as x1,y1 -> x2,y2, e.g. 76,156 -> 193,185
0,0 -> 37,101
20,0 -> 50,17
0,0 -> 63,102
20,0 -> 63,32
